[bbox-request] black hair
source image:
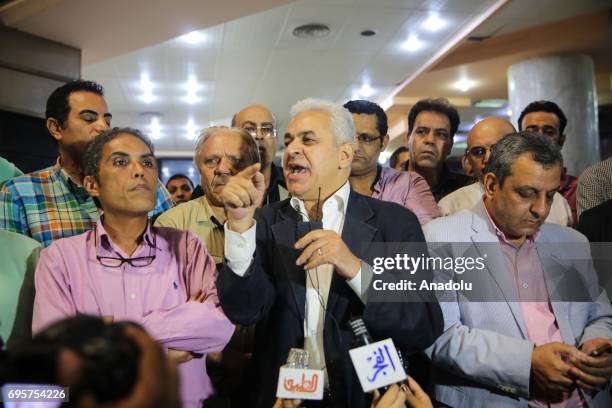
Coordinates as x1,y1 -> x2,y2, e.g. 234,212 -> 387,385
483,131 -> 563,186
83,127 -> 154,182
407,98 -> 460,138
517,100 -> 567,134
343,99 -> 388,137
166,174 -> 194,188
46,80 -> 105,128
389,146 -> 409,169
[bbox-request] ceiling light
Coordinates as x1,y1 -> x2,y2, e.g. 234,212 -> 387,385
506,108 -> 513,117
162,167 -> 170,176
473,99 -> 507,108
183,75 -> 203,105
140,73 -> 155,104
422,13 -> 445,32
149,117 -> 161,140
358,83 -> 375,98
180,30 -> 205,45
454,78 -> 474,93
401,35 -> 423,52
185,118 -> 198,140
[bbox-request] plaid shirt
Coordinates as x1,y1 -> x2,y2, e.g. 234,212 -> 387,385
0,159 -> 174,247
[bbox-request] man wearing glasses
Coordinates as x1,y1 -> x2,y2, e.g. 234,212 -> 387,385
439,116 -> 572,226
32,127 -> 234,408
232,104 -> 288,205
344,100 -> 440,224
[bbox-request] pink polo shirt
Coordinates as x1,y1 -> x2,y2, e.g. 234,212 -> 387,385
483,203 -> 582,408
32,220 -> 235,407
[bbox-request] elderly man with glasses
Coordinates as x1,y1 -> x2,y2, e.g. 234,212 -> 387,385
231,104 -> 288,206
344,99 -> 440,224
439,116 -> 573,226
31,127 -> 234,408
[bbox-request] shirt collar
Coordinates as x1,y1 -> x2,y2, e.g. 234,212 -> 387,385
290,180 -> 350,221
481,198 -> 539,246
56,157 -> 90,197
196,196 -> 223,228
95,218 -> 157,255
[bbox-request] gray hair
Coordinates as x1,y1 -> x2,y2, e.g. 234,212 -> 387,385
483,131 -> 563,186
289,98 -> 355,146
193,126 -> 260,168
83,127 -> 154,182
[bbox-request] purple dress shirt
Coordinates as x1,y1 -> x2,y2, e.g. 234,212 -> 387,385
32,221 -> 235,407
373,166 -> 441,224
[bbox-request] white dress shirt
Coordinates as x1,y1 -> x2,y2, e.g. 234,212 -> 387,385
224,181 -> 364,375
437,181 -> 573,226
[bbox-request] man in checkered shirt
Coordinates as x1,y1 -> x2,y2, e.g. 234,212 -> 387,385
0,80 -> 174,247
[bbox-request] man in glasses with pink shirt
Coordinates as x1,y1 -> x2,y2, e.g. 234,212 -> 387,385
31,127 -> 234,408
439,116 -> 573,226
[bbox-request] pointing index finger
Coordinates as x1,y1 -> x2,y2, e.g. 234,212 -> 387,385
237,163 -> 261,179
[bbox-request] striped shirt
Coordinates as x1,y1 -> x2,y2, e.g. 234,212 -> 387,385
0,159 -> 174,247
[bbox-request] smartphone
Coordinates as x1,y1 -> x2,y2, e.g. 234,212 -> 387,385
589,343 -> 611,357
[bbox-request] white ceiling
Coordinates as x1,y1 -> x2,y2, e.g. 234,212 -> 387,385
82,0 -> 504,155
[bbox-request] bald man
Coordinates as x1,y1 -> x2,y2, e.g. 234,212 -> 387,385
232,104 -> 288,205
438,117 -> 573,226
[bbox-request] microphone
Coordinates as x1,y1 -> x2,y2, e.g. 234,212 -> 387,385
276,348 -> 324,400
348,317 -> 407,393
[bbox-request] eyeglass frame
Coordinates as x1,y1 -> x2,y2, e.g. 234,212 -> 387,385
94,227 -> 157,268
355,133 -> 384,145
242,124 -> 277,139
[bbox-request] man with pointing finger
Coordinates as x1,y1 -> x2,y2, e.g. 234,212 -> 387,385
217,98 -> 443,407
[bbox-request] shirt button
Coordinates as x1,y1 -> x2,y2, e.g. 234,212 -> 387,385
522,282 -> 529,289
130,293 -> 136,300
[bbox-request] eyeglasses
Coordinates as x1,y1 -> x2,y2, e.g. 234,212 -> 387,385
243,125 -> 277,139
356,134 -> 383,144
95,229 -> 156,268
465,146 -> 491,158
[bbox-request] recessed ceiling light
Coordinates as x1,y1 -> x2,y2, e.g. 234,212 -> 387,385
292,23 -> 331,39
422,13 -> 445,32
149,117 -> 162,140
183,75 -> 203,105
185,118 -> 198,140
401,35 -> 423,52
360,29 -> 376,37
358,83 -> 375,98
454,78 -> 474,92
140,73 -> 155,104
180,30 -> 205,45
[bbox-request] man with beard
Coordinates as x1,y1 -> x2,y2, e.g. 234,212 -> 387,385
344,99 -> 440,225
0,80 -> 174,247
217,98 -> 443,407
439,117 -> 573,226
232,104 -> 288,206
406,98 -> 471,201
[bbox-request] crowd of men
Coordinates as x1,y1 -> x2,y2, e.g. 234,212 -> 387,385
0,79 -> 611,408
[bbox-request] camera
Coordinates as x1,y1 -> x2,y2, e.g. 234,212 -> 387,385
1,315 -> 140,405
